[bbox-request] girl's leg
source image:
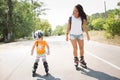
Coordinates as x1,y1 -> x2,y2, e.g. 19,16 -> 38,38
32,56 -> 40,76
42,55 -> 49,75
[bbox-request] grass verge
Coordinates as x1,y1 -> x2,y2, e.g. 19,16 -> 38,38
86,30 -> 120,46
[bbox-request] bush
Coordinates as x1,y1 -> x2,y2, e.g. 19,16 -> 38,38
52,24 -> 66,36
91,18 -> 105,30
52,26 -> 64,36
104,32 -> 114,39
106,18 -> 120,36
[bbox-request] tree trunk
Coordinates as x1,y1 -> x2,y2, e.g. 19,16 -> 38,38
5,0 -> 13,42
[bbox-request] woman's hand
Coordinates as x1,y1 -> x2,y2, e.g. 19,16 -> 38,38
66,35 -> 69,41
87,35 -> 90,41
82,19 -> 90,41
66,20 -> 70,41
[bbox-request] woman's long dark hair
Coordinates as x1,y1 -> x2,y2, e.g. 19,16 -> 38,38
75,4 -> 87,24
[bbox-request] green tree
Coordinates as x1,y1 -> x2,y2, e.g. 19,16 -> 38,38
105,18 -> 120,36
6,0 -> 13,42
0,0 -> 8,41
13,1 -> 35,38
52,24 -> 67,36
35,19 -> 52,36
104,9 -> 120,37
87,9 -> 119,31
91,18 -> 105,30
0,0 -> 47,42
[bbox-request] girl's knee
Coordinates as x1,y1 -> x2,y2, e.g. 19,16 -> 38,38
42,58 -> 46,62
35,58 -> 39,63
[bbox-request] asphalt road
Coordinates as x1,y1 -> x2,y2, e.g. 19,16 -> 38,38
0,36 -> 120,80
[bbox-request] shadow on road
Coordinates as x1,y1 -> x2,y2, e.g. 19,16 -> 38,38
79,67 -> 120,80
34,73 -> 61,80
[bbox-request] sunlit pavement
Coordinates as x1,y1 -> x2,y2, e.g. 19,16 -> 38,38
0,36 -> 120,80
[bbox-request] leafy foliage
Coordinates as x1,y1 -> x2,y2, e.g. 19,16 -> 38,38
88,9 -> 120,37
35,19 -> 52,36
0,0 -> 51,42
91,18 -> 105,30
52,24 -> 67,36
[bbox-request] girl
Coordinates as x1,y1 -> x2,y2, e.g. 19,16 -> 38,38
66,4 -> 90,70
31,30 -> 50,76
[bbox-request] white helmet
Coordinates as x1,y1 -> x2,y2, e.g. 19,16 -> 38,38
34,30 -> 43,39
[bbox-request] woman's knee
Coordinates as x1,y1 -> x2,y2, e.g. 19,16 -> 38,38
73,46 -> 78,51
80,46 -> 84,50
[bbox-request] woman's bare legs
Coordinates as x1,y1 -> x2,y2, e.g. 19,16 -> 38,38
77,39 -> 84,57
70,39 -> 78,57
70,39 -> 80,70
77,39 -> 87,68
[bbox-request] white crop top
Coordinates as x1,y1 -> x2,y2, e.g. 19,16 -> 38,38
70,15 -> 83,35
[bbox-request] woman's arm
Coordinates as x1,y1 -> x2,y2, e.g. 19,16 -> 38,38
66,20 -> 71,41
82,19 -> 90,41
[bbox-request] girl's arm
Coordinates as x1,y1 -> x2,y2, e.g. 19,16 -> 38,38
82,19 -> 90,41
46,43 -> 50,55
66,20 -> 71,41
31,43 -> 36,55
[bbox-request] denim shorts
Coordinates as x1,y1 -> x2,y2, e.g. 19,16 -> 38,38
70,34 -> 84,40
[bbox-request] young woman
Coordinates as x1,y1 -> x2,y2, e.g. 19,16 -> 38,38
66,4 -> 90,70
